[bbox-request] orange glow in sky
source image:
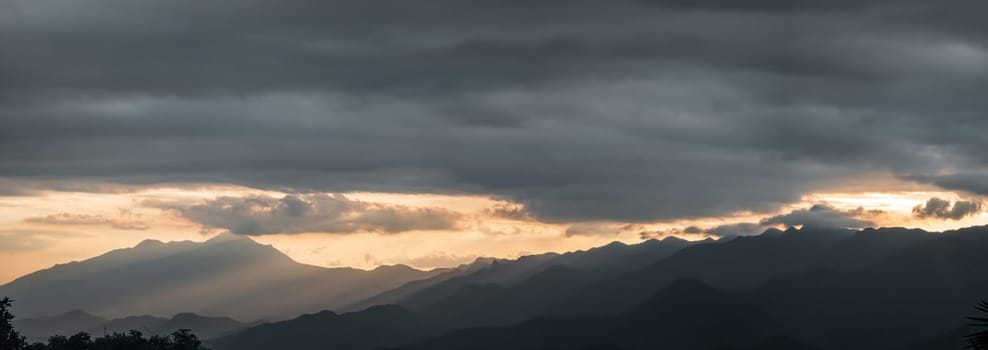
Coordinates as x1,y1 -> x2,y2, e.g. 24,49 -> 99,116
0,185 -> 984,284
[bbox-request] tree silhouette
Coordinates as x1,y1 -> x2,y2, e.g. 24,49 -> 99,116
169,329 -> 204,350
1,298 -> 28,350
969,300 -> 988,350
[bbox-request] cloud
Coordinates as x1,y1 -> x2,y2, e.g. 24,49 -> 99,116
565,223 -> 620,237
705,223 -> 769,237
0,229 -> 80,252
374,252 -> 479,269
643,204 -> 881,239
23,210 -> 150,230
148,194 -> 463,235
912,197 -> 983,220
759,204 -> 875,229
638,225 -> 704,240
2,0 -> 988,222
486,202 -> 535,221
644,222 -> 771,239
0,233 -> 49,252
907,172 -> 988,196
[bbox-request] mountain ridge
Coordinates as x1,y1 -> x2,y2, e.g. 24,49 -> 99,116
14,309 -> 254,343
0,234 -> 444,320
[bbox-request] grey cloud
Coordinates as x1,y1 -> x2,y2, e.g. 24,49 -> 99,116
24,211 -> 150,231
760,204 -> 875,229
0,232 -> 50,252
912,197 -> 983,220
640,222 -> 769,239
148,194 -> 463,235
638,225 -> 704,240
908,172 -> 988,196
486,202 -> 535,221
1,0 -> 988,222
705,223 -> 768,238
565,223 -> 621,237
649,205 -> 880,239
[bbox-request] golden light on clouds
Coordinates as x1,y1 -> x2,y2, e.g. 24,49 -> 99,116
0,184 -> 984,284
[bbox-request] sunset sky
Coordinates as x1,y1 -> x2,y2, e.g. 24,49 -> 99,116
2,0 -> 988,284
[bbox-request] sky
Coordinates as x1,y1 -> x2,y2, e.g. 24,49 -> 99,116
1,0 -> 987,283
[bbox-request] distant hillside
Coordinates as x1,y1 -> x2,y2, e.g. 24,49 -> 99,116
346,236 -> 696,313
213,279 -> 818,350
556,226 -> 935,316
14,309 -> 253,343
210,226 -> 987,350
408,279 -> 784,350
0,233 -> 444,320
752,226 -> 988,349
209,305 -> 431,350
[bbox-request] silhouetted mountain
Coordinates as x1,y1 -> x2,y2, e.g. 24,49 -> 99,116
93,315 -> 169,336
419,265 -> 597,328
0,233 -> 443,320
353,237 -> 695,313
408,223 -> 988,349
613,278 -> 773,349
342,257 -> 496,312
406,279 -> 782,350
753,225 -> 988,350
219,279 -> 772,350
158,313 -> 252,339
14,310 -> 106,342
209,305 -> 432,350
15,310 -> 252,343
560,226 -> 932,316
551,237 -> 698,272
375,253 -> 561,311
210,226 -> 986,350
815,227 -> 934,270
210,241 -> 694,350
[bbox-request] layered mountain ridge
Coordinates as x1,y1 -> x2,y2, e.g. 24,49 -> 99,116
0,233 -> 445,320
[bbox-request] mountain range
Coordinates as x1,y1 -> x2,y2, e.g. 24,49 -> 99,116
13,310 -> 253,344
5,226 -> 987,350
211,226 -> 987,350
0,233 -> 447,320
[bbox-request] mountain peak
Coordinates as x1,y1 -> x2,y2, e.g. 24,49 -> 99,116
372,264 -> 417,273
761,228 -> 785,237
134,239 -> 164,248
207,232 -> 250,243
659,236 -> 687,243
171,312 -> 203,321
60,309 -> 99,319
0,230 -> 443,320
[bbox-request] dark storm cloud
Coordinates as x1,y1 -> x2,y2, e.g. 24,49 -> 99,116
912,197 -> 983,220
908,173 -> 988,196
2,0 -> 988,222
147,194 -> 462,235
